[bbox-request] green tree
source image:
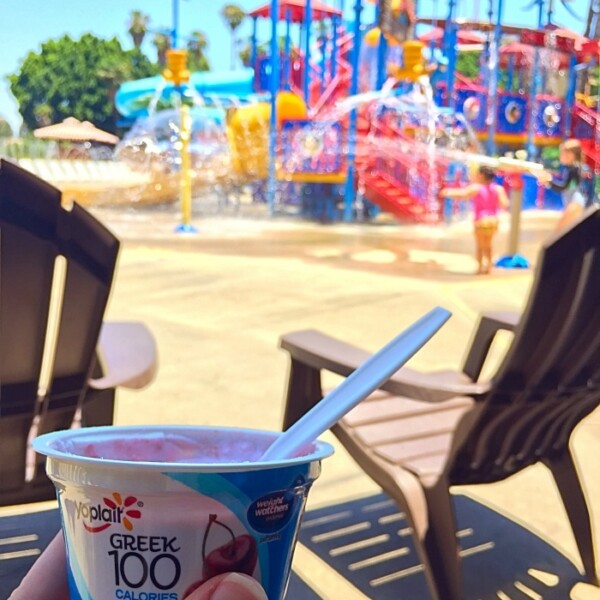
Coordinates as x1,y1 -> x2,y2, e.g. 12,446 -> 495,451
456,51 -> 481,80
33,103 -> 53,127
239,39 -> 252,67
153,33 -> 171,67
187,31 -> 210,72
8,34 -> 155,134
0,117 -> 13,138
97,47 -> 158,122
128,10 -> 150,49
239,36 -> 291,67
587,65 -> 600,99
221,4 -> 246,70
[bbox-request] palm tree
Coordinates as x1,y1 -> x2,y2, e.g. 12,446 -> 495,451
220,4 -> 246,70
239,39 -> 253,67
153,33 -> 171,67
187,31 -> 210,71
128,10 -> 150,49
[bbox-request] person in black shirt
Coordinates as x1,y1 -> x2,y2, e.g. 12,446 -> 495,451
540,139 -> 587,230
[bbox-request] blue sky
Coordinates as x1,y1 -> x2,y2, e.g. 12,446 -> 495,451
0,0 -> 588,131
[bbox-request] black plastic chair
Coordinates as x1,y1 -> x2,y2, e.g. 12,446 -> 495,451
0,159 -> 157,507
280,207 -> 600,600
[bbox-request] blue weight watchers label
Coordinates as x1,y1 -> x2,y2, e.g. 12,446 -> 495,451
247,490 -> 298,534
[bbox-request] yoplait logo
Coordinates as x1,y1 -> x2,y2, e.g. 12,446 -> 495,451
74,492 -> 143,533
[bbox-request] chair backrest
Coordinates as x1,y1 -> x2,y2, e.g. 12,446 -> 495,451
0,159 -> 119,502
451,207 -> 600,484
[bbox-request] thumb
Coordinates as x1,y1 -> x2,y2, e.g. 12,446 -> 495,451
185,572 -> 268,600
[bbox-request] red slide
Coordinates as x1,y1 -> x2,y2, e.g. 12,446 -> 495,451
356,115 -> 445,223
573,101 -> 600,169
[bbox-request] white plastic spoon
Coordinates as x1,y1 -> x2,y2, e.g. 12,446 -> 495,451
261,306 -> 451,461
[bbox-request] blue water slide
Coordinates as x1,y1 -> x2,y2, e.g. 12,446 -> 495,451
115,69 -> 256,120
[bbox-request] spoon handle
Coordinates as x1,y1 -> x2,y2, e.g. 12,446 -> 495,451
261,306 -> 451,461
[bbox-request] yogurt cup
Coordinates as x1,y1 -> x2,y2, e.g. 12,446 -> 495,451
33,425 -> 334,600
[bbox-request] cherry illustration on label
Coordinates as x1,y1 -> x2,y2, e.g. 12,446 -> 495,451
203,514 -> 258,578
184,513 -> 258,597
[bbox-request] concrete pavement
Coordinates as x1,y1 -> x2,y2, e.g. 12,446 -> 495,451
92,203 -> 599,599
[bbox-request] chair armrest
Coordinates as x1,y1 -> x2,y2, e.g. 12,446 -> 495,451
280,329 -> 372,378
88,321 -> 158,390
462,311 -> 519,382
280,329 -> 488,404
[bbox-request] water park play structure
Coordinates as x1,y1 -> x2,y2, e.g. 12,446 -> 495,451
20,0 -> 600,225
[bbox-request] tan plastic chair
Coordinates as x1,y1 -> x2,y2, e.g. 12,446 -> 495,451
0,159 -> 157,506
280,207 -> 600,600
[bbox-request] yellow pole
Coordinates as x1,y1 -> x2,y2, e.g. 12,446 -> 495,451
179,104 -> 193,229
163,48 -> 196,233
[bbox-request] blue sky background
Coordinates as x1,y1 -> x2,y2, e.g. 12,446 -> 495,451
0,0 -> 588,131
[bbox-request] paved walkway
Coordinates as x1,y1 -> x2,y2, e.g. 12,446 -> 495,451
88,204 -> 600,599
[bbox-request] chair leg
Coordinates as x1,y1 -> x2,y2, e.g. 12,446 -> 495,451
547,451 -> 598,586
282,359 -> 322,431
418,482 -> 464,600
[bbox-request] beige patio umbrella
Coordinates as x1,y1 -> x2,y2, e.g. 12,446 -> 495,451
33,117 -> 119,145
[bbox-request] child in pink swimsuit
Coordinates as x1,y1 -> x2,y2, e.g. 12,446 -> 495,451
441,165 -> 509,274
